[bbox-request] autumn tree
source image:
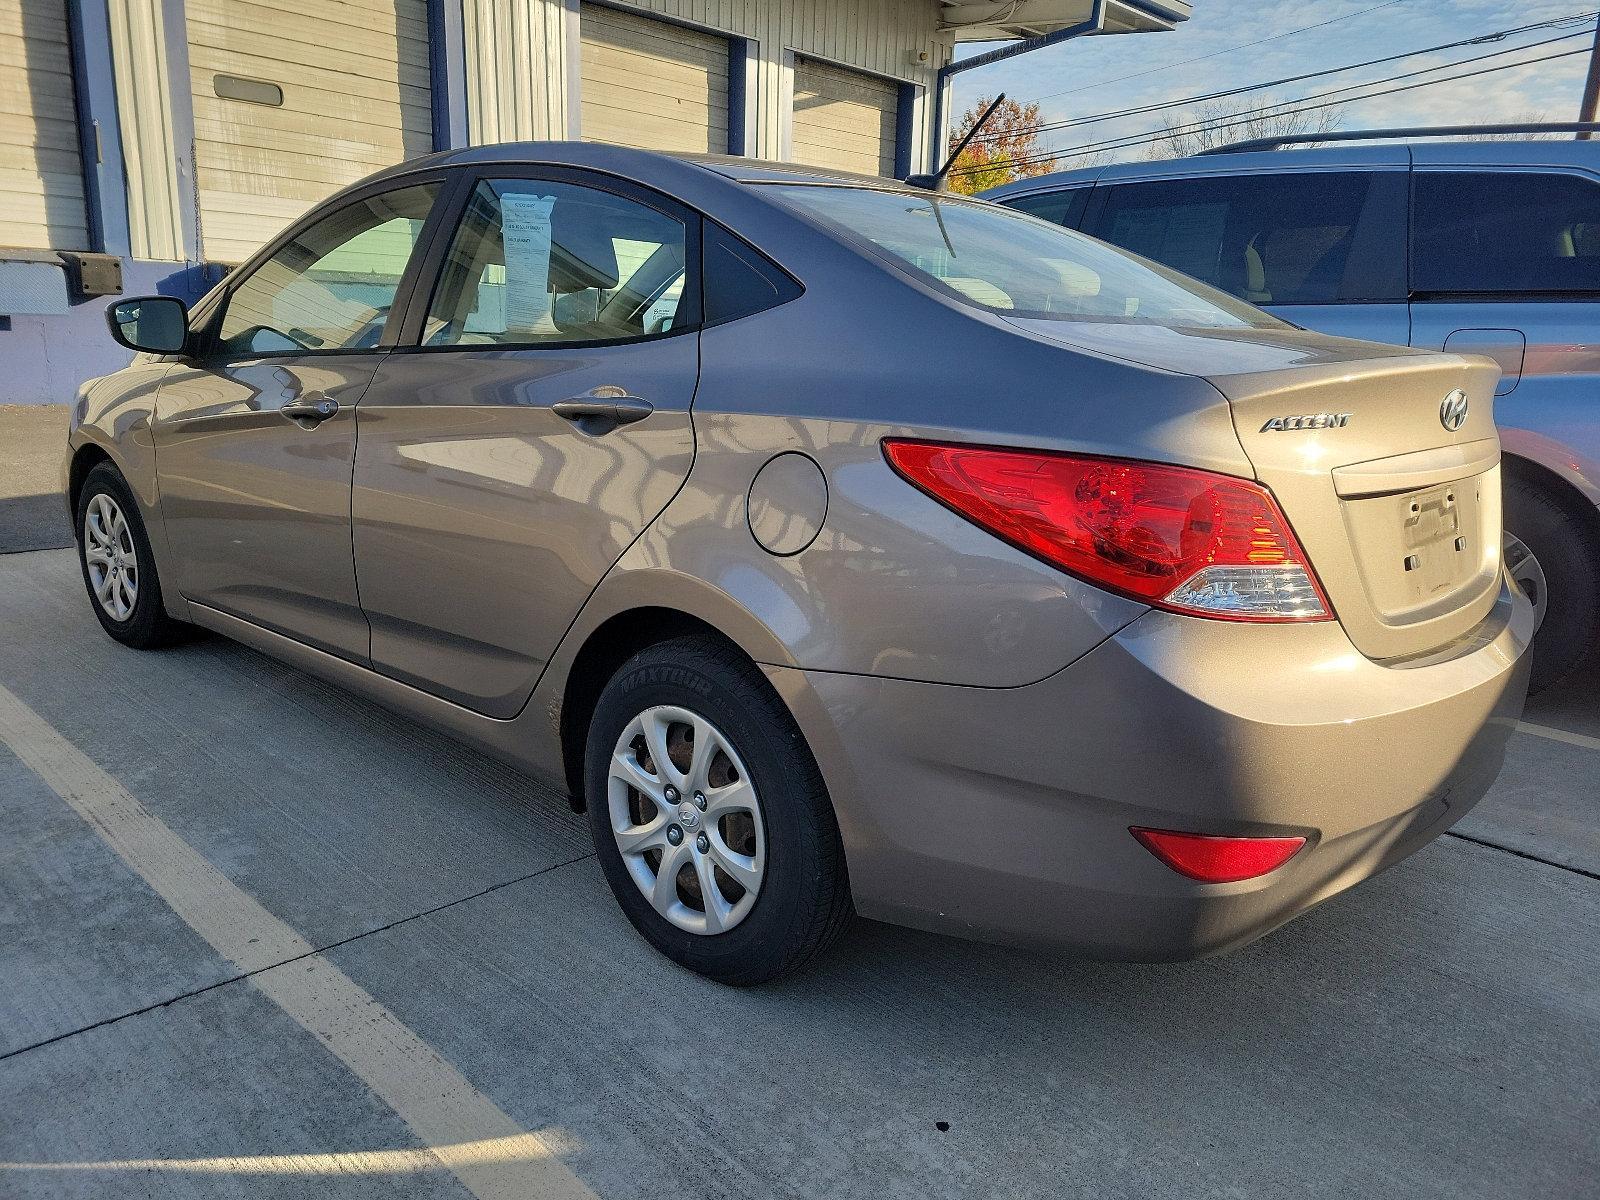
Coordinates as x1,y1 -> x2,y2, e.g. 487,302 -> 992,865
1146,100 -> 1342,158
945,96 -> 1057,194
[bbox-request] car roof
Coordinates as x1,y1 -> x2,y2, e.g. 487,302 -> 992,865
982,136 -> 1600,201
359,141 -> 901,192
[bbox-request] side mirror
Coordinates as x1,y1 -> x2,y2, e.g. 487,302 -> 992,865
107,296 -> 190,355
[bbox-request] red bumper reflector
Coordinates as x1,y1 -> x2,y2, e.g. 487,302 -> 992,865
1131,827 -> 1306,883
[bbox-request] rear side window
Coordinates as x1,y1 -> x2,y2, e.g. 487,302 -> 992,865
1001,189 -> 1089,228
423,178 -> 689,348
702,224 -> 802,326
1414,170 -> 1600,295
1084,172 -> 1405,305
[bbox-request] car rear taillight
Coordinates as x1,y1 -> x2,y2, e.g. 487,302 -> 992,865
1131,828 -> 1307,883
883,440 -> 1330,622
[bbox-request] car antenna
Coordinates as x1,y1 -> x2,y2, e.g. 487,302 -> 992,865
905,93 -> 1006,192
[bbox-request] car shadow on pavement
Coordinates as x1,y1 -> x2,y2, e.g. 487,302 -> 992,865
0,494 -> 71,554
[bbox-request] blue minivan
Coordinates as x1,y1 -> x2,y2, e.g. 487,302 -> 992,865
986,133 -> 1600,692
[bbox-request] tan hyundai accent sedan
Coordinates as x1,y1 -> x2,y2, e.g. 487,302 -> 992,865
67,144 -> 1533,983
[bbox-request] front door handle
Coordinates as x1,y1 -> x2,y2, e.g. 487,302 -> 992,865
280,395 -> 340,425
551,392 -> 653,435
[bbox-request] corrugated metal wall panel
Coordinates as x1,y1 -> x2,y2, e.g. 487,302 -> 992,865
579,4 -> 728,154
109,0 -> 186,261
464,0 -> 943,167
188,0 -> 433,264
0,0 -> 88,250
463,0 -> 569,142
791,55 -> 897,176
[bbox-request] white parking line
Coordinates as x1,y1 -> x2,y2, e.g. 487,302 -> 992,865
0,682 -> 598,1199
1512,719 -> 1600,753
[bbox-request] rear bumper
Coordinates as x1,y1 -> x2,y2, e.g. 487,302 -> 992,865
771,578 -> 1534,959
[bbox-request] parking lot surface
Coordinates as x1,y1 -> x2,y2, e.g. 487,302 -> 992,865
3,409 -> 1597,1198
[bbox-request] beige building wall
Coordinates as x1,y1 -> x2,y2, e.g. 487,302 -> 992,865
464,0 -> 947,169
0,0 -> 88,250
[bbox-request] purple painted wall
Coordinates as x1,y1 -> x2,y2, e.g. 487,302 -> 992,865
0,260 -> 222,406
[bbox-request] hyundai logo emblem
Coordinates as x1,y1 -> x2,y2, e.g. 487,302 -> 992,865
1440,389 -> 1470,433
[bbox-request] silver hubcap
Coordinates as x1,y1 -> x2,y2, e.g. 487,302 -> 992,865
609,706 -> 766,936
84,493 -> 138,622
1504,532 -> 1548,633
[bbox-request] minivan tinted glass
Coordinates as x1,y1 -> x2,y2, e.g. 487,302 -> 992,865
766,184 -> 1279,327
1084,172 -> 1405,305
1002,188 -> 1089,228
1414,169 -> 1600,295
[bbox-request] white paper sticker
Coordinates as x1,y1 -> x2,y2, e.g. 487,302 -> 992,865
501,193 -> 558,336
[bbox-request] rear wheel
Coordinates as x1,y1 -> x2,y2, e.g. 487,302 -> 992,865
76,462 -> 188,649
1504,475 -> 1600,693
584,636 -> 851,984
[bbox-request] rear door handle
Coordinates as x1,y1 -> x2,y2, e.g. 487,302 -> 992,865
280,395 -> 340,425
551,393 -> 654,434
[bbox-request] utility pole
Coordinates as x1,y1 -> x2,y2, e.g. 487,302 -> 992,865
1580,17 -> 1600,139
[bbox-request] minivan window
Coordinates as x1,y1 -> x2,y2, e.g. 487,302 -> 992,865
1084,172 -> 1405,306
423,179 -> 688,347
766,184 -> 1279,327
217,183 -> 440,355
1414,169 -> 1600,295
1002,188 -> 1089,228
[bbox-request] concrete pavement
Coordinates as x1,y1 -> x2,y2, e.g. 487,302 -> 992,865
1,546 -> 1596,1198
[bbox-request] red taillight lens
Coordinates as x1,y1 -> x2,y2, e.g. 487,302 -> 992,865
883,440 -> 1330,622
1131,828 -> 1307,883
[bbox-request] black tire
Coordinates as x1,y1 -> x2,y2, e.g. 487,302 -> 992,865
584,635 -> 852,985
75,462 -> 189,649
1505,475 -> 1600,694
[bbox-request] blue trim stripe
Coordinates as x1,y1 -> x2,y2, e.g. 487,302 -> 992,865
65,0 -> 130,257
427,0 -> 468,149
894,82 -> 917,177
727,38 -> 750,155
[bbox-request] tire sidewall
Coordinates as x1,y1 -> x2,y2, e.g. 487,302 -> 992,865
584,648 -> 826,981
1505,480 -> 1600,692
76,464 -> 167,646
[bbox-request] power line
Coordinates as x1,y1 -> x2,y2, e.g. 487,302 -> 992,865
954,45 -> 1589,176
1018,0 -> 1409,106
957,10 -> 1599,149
1029,26 -> 1592,160
949,43 -> 1592,179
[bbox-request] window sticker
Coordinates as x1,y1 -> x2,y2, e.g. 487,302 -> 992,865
501,193 -> 559,336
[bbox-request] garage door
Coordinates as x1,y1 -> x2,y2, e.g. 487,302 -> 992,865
187,0 -> 433,264
0,0 -> 86,250
579,5 -> 728,155
791,57 -> 897,178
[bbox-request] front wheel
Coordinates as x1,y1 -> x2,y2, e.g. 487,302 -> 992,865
584,636 -> 851,985
1504,476 -> 1600,694
75,462 -> 188,649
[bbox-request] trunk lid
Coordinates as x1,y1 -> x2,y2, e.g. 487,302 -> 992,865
1005,320 -> 1504,660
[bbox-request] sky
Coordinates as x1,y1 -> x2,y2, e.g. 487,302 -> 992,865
949,0 -> 1598,166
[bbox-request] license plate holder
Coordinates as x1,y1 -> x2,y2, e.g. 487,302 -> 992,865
1400,484 -> 1465,598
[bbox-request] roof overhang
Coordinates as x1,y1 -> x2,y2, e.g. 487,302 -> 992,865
939,0 -> 1191,43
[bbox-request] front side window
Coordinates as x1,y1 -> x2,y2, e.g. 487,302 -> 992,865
765,184 -> 1278,327
424,179 -> 689,347
217,183 -> 439,356
1414,169 -> 1600,295
1083,172 -> 1405,306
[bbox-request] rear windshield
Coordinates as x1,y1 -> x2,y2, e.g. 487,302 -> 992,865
763,184 -> 1282,329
